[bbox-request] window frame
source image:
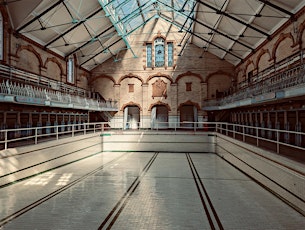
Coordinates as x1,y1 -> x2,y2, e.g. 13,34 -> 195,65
186,82 -> 192,91
128,84 -> 134,93
146,43 -> 152,68
154,38 -> 165,67
167,42 -> 173,67
67,56 -> 75,84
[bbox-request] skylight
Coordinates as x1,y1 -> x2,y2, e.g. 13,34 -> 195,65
99,0 -> 196,39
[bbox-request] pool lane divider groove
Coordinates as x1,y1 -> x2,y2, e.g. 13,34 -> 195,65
217,144 -> 305,205
186,153 -> 224,230
98,152 -> 159,230
0,134 -> 100,159
0,152 -> 130,227
0,143 -> 101,188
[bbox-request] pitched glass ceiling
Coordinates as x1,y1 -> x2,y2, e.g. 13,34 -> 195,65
99,0 -> 197,38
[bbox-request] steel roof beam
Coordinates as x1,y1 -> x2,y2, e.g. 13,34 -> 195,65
80,38 -> 122,66
257,0 -> 294,17
99,0 -> 138,58
65,25 -> 114,58
17,0 -> 65,32
136,0 -> 146,22
110,0 -> 132,13
80,14 -> 156,67
160,14 -> 242,60
178,20 -> 195,56
45,7 -> 104,48
179,0 -> 189,12
179,1 -> 197,32
196,0 -> 270,38
114,0 -> 154,26
158,0 -> 254,51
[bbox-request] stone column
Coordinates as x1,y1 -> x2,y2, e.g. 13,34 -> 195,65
111,84 -> 122,129
169,83 -> 178,128
141,83 -> 150,128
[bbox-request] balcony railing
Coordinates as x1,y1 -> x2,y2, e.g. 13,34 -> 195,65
0,79 -> 118,110
0,64 -> 87,96
204,63 -> 305,107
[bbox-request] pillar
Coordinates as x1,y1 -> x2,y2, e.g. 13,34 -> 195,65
142,83 -> 150,128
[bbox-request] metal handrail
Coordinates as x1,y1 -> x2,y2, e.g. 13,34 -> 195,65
0,122 -> 108,150
0,64 -> 86,96
204,63 -> 305,107
0,80 -> 118,110
1,122 -> 304,156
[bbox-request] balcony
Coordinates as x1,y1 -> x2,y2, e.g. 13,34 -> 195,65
0,64 -> 118,112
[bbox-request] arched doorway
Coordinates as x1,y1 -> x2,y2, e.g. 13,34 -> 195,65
180,105 -> 198,128
151,105 -> 168,129
124,105 -> 140,129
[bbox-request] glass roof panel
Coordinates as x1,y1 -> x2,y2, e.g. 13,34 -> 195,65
101,0 -> 197,35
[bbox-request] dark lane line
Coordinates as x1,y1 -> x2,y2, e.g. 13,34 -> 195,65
0,135 -> 100,159
98,152 -> 159,230
0,143 -> 101,189
0,152 -> 129,227
186,153 -> 224,230
217,144 -> 305,205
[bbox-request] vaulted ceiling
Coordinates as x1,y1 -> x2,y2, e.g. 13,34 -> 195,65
5,0 -> 305,70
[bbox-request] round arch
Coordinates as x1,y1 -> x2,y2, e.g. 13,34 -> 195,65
149,102 -> 170,129
205,70 -> 234,83
175,71 -> 203,84
118,73 -> 144,85
16,45 -> 43,75
88,74 -> 116,85
178,100 -> 200,128
121,101 -> 142,130
44,57 -> 64,75
120,101 -> 143,112
255,48 -> 271,71
271,32 -> 295,61
146,72 -> 173,84
148,101 -> 171,111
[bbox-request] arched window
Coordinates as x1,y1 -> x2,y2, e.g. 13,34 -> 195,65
0,12 -> 3,60
145,36 -> 174,68
67,56 -> 75,84
154,38 -> 165,67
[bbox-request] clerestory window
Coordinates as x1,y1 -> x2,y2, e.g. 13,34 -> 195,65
67,56 -> 75,84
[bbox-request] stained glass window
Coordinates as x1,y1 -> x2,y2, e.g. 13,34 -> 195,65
146,43 -> 152,67
146,37 -> 174,68
168,42 -> 173,67
154,38 -> 165,67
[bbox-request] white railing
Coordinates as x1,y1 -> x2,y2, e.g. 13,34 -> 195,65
1,122 -> 304,157
0,80 -> 118,110
204,63 -> 305,107
215,122 -> 304,154
0,64 -> 86,96
0,122 -> 110,150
